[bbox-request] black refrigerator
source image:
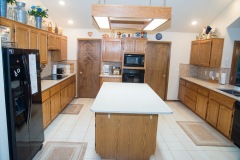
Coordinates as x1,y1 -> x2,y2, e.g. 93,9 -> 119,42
2,48 -> 44,160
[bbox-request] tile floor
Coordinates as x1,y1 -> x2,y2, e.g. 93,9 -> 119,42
34,98 -> 240,160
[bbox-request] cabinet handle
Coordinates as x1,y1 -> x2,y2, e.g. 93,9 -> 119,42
80,72 -> 83,74
163,75 -> 166,77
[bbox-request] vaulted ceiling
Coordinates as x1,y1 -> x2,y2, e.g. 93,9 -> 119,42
41,0 -> 234,33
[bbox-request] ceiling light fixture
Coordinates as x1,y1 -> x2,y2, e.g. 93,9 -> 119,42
68,20 -> 73,24
92,4 -> 171,31
191,20 -> 197,25
59,0 -> 65,6
93,17 -> 110,29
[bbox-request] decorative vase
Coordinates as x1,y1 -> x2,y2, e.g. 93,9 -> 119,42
35,16 -> 42,29
0,0 -> 7,17
16,2 -> 27,24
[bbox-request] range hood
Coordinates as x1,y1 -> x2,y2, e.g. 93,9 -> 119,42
92,4 -> 172,31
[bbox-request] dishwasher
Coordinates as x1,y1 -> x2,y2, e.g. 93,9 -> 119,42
231,101 -> 240,148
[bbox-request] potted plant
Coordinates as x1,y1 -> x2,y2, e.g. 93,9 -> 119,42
0,0 -> 16,17
28,5 -> 48,29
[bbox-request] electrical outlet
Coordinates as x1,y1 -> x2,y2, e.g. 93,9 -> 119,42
216,73 -> 219,78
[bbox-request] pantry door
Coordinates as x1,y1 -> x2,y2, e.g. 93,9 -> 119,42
77,39 -> 101,98
145,42 -> 171,100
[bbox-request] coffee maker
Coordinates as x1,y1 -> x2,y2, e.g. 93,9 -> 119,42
102,65 -> 110,74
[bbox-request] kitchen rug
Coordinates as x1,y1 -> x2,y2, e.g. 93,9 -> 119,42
177,121 -> 234,147
61,104 -> 83,114
34,142 -> 87,160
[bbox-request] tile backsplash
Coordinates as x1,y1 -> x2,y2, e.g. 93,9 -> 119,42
179,64 -> 231,84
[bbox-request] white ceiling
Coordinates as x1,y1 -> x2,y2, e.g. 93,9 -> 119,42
41,0 -> 234,33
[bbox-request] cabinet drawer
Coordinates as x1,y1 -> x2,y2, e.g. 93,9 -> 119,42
198,87 -> 209,97
42,90 -> 50,102
180,79 -> 186,86
185,88 -> 197,101
186,81 -> 198,92
50,84 -> 60,96
209,91 -> 235,109
184,96 -> 196,111
61,78 -> 71,89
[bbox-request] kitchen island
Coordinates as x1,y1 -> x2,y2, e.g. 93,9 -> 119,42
91,82 -> 172,160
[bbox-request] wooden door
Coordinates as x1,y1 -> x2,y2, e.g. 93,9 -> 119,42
42,99 -> 51,128
39,32 -> 48,64
217,105 -> 233,137
199,40 -> 211,66
145,42 -> 170,100
102,38 -> 122,62
178,84 -> 185,103
123,38 -> 135,52
29,29 -> 39,49
77,40 -> 101,98
230,41 -> 240,85
15,24 -> 29,49
190,41 -> 199,65
50,92 -> 61,120
195,94 -> 208,119
135,39 -> 147,53
206,100 -> 219,127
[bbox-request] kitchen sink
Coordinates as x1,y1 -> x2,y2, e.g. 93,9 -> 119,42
218,89 -> 240,97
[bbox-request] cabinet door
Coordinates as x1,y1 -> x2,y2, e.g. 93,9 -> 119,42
135,39 -> 147,53
206,100 -> 219,127
61,36 -> 67,61
217,105 -> 233,137
195,94 -> 208,119
56,36 -> 61,50
39,32 -> 48,64
178,84 -> 185,103
15,24 -> 29,49
209,39 -> 224,68
42,99 -> 51,128
50,92 -> 61,120
60,87 -> 68,110
123,39 -> 135,52
29,29 -> 39,49
190,41 -> 199,65
48,34 -> 56,50
0,17 -> 15,42
199,40 -> 211,67
102,38 -> 122,62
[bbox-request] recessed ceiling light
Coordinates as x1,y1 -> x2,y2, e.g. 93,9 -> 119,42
191,20 -> 197,25
68,20 -> 73,24
59,0 -> 65,6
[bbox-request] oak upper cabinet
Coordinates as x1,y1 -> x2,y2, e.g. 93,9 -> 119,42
29,28 -> 39,49
55,35 -> 61,50
123,38 -> 147,53
51,36 -> 68,61
190,38 -> 224,68
15,24 -> 29,49
39,31 -> 48,64
48,33 -> 56,50
101,38 -> 122,62
0,17 -> 15,42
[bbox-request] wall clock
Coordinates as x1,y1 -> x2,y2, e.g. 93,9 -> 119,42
155,33 -> 162,40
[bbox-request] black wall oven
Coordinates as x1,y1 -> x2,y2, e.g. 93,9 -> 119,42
122,69 -> 144,83
124,54 -> 144,67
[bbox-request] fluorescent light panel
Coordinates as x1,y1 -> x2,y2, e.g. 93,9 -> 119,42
59,0 -> 65,6
143,19 -> 167,30
94,17 -> 110,29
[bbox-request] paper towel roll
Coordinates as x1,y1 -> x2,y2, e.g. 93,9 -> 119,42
52,65 -> 57,75
220,73 -> 226,85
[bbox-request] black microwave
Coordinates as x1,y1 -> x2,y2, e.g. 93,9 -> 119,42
124,54 -> 144,67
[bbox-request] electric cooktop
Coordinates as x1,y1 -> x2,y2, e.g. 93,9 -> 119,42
42,74 -> 68,80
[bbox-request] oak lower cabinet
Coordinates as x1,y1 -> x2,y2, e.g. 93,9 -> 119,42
42,99 -> 51,128
50,92 -> 61,120
206,100 -> 220,127
195,94 -> 208,119
217,105 -> 233,137
99,77 -> 122,88
178,84 -> 185,102
101,38 -> 122,62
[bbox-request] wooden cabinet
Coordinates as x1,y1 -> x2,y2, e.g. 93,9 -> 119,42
217,105 -> 233,137
178,84 -> 185,102
196,94 -> 208,119
0,17 -> 15,42
206,100 -> 220,127
42,99 -> 51,128
50,92 -> 61,120
55,35 -> 61,50
51,36 -> 68,61
15,24 -> 29,49
29,28 -> 39,49
123,38 -> 147,53
39,31 -> 48,64
99,77 -> 122,88
190,38 -> 224,67
48,33 -> 57,50
101,38 -> 122,62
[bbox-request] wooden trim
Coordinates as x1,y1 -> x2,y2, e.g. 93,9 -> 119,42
77,38 -> 101,41
230,41 -> 240,85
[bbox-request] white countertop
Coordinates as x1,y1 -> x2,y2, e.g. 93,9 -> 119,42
41,73 -> 76,91
99,74 -> 122,78
91,82 -> 173,114
180,76 -> 240,101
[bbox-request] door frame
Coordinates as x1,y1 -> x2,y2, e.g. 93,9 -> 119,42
230,41 -> 240,85
147,41 -> 172,100
77,38 -> 101,98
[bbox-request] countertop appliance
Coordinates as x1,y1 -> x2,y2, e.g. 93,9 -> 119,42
52,64 -> 57,75
2,48 -> 44,160
219,72 -> 227,85
122,69 -> 144,83
231,101 -> 240,148
124,54 -> 144,67
42,74 -> 68,80
102,65 -> 110,75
